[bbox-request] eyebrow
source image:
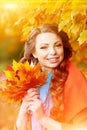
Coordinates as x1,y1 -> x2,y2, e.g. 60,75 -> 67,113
40,40 -> 62,46
54,41 -> 62,44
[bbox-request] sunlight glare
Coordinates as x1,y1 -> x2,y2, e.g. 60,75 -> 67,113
4,4 -> 18,9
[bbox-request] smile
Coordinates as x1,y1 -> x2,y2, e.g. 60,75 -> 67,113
47,57 -> 59,63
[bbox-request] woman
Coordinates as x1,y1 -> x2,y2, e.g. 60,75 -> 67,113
15,24 -> 87,130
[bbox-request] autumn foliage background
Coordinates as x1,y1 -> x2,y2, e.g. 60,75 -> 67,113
0,0 -> 87,129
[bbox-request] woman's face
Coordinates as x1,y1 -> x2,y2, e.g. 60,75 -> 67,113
33,32 -> 64,70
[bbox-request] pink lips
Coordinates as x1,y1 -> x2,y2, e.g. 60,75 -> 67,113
47,57 -> 59,63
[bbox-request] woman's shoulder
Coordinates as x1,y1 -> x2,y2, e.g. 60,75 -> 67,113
66,61 -> 87,84
64,61 -> 87,122
65,60 -> 87,95
66,61 -> 81,73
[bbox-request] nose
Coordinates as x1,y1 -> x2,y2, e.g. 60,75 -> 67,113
49,47 -> 56,55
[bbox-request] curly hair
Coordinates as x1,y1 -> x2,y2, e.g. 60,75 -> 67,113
20,24 -> 73,122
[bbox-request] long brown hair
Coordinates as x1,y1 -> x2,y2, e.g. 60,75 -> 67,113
20,24 -> 72,122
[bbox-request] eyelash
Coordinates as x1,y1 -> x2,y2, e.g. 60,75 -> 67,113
55,44 -> 62,47
40,44 -> 62,49
40,47 -> 47,49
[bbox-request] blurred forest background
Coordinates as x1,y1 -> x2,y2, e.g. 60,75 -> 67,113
0,0 -> 87,129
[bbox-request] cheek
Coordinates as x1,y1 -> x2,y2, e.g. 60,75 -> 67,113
62,51 -> 64,58
60,49 -> 64,59
58,48 -> 64,55
38,50 -> 47,57
62,50 -> 64,56
35,52 -> 44,60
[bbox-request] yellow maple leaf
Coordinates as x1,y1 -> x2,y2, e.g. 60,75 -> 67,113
78,30 -> 87,45
0,60 -> 47,104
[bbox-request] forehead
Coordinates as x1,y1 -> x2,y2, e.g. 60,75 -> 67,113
35,32 -> 62,44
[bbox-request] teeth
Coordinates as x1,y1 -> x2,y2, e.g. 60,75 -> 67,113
50,58 -> 56,60
48,58 -> 58,62
48,58 -> 57,60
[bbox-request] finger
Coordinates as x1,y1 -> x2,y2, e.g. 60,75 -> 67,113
23,89 -> 39,98
23,92 -> 40,103
27,88 -> 36,94
25,95 -> 40,102
27,99 -> 44,115
27,89 -> 39,97
28,98 -> 42,109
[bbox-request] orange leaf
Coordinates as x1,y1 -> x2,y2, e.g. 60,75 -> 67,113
0,60 -> 47,104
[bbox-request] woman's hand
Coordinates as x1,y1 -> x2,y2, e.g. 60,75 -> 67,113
16,88 -> 62,130
24,88 -> 46,122
16,88 -> 43,130
20,88 -> 40,115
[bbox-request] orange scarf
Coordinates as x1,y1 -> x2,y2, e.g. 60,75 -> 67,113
64,61 -> 87,122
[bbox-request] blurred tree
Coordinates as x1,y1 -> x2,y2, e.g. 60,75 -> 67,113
0,0 -> 87,129
0,0 -> 87,74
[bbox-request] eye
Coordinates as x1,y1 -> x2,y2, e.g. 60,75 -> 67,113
55,43 -> 62,47
40,46 -> 48,49
55,41 -> 63,47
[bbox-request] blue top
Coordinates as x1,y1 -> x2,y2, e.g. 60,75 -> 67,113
31,72 -> 52,130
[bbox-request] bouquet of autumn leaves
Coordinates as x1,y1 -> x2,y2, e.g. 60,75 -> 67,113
0,60 -> 47,104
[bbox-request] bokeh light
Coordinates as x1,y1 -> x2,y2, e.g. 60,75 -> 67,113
3,3 -> 18,9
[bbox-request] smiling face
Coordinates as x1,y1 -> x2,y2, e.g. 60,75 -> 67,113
32,32 -> 64,70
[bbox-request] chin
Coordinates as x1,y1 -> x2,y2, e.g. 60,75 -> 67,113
42,62 -> 61,70
46,64 -> 59,69
50,63 -> 60,67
